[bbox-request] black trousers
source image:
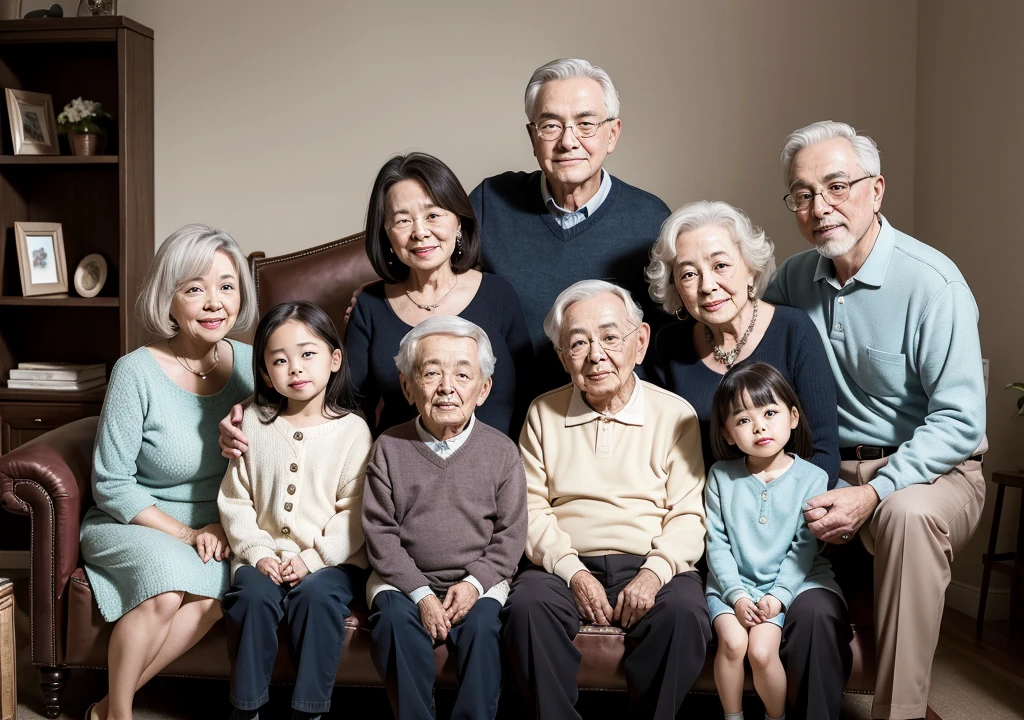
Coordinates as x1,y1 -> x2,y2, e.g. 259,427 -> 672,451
501,556 -> 711,720
222,563 -> 364,713
779,588 -> 853,720
369,590 -> 504,720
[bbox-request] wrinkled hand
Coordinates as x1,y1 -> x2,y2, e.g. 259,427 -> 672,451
256,557 -> 283,585
418,594 -> 451,641
757,594 -> 783,620
280,556 -> 309,585
191,523 -> 230,563
612,568 -> 661,629
734,597 -> 762,629
219,403 -> 248,459
570,570 -> 613,626
804,485 -> 880,543
442,581 -> 479,623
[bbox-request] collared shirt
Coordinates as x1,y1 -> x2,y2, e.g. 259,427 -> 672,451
764,215 -> 986,501
415,414 -> 475,458
409,413 -> 494,603
566,372 -> 645,458
540,168 -> 613,229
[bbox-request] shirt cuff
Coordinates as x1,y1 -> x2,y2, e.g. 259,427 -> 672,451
640,555 -> 673,587
554,554 -> 588,586
239,545 -> 278,568
409,586 -> 433,604
868,476 -> 896,502
298,548 -> 326,574
463,574 -> 484,596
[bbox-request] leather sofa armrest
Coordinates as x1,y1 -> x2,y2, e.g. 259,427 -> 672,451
0,416 -> 98,665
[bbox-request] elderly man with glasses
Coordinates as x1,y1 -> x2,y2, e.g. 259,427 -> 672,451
765,121 -> 987,720
502,280 -> 709,720
470,58 -> 671,394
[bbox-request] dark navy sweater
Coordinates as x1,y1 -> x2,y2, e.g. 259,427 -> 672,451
470,170 -> 671,392
650,305 -> 840,488
345,273 -> 534,439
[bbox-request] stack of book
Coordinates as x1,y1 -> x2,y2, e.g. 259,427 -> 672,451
6,362 -> 107,392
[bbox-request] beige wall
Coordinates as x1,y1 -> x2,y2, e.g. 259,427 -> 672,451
916,1 -> 1024,608
116,0 -> 918,262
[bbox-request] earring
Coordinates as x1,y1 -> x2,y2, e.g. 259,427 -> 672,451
386,245 -> 395,266
748,284 -> 755,300
674,305 -> 688,320
453,229 -> 464,260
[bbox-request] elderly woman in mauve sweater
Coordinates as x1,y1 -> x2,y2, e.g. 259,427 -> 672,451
361,315 -> 527,720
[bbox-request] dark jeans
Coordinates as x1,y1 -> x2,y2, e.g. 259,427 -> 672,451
222,563 -> 365,713
369,590 -> 504,720
501,556 -> 711,720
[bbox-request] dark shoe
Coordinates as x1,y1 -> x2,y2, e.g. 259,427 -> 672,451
229,709 -> 259,720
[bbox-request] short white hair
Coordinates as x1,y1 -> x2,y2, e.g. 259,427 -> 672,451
524,58 -> 620,122
781,120 -> 881,186
543,280 -> 643,346
137,223 -> 257,338
394,316 -> 496,379
645,201 -> 776,316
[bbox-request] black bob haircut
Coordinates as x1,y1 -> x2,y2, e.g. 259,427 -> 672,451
364,152 -> 481,284
251,301 -> 359,423
709,362 -> 813,462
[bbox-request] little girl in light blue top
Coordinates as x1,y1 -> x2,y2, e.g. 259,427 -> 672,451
704,363 -> 843,720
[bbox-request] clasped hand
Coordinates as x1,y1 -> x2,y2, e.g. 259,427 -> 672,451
186,523 -> 230,563
571,568 -> 661,629
418,581 -> 480,641
256,556 -> 308,585
803,484 -> 880,543
734,595 -> 782,629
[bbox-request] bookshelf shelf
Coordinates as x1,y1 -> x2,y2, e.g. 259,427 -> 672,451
0,296 -> 119,307
0,155 -> 118,165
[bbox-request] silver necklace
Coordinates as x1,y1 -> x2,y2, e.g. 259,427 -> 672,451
704,298 -> 758,369
172,338 -> 220,380
405,275 -> 458,312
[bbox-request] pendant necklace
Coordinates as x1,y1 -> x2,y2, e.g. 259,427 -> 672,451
172,338 -> 221,380
406,275 -> 458,312
705,298 -> 758,369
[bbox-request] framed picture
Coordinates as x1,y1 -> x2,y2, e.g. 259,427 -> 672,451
14,222 -> 68,296
74,253 -> 108,297
4,89 -> 59,156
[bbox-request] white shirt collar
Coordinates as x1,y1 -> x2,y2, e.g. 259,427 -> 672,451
565,373 -> 645,428
540,168 -> 612,220
416,414 -> 476,457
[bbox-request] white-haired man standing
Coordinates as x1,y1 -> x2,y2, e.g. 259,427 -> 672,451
765,120 -> 986,720
470,59 -> 671,390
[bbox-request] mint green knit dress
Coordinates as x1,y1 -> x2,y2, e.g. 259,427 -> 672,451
81,340 -> 254,622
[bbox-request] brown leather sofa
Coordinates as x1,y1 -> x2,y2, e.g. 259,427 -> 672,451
0,233 -> 879,719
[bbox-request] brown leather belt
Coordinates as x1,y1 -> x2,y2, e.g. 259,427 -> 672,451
839,445 -> 983,462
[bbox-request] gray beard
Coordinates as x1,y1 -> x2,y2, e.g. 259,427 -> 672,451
816,233 -> 858,259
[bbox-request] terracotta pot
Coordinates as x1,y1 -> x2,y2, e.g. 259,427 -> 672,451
68,131 -> 107,157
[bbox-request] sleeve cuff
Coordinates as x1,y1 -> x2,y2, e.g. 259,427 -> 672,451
553,554 -> 588,586
640,556 -> 673,587
299,548 -> 326,574
409,586 -> 433,604
463,574 -> 485,596
767,587 -> 794,609
116,497 -> 157,525
724,588 -> 751,607
868,476 -> 896,502
239,545 -> 278,567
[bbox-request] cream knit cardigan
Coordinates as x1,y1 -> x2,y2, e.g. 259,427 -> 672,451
218,406 -> 372,580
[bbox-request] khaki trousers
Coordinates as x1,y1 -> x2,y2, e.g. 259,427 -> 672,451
842,455 -> 986,719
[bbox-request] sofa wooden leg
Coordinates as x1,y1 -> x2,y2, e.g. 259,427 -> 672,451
39,666 -> 69,719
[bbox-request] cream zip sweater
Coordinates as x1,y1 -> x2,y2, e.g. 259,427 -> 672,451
218,406 -> 373,580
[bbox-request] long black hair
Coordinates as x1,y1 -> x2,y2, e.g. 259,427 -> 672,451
251,301 -> 359,423
709,362 -> 813,462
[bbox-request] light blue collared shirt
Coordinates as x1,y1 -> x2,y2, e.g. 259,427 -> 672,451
764,216 -> 985,501
540,169 -> 613,229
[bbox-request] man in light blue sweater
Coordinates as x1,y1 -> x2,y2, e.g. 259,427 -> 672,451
765,120 -> 986,720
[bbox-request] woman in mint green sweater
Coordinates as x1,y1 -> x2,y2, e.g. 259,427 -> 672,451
704,363 -> 844,720
79,225 -> 257,720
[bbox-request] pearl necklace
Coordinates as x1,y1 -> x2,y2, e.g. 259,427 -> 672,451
171,338 -> 220,380
405,275 -> 458,312
704,298 -> 758,369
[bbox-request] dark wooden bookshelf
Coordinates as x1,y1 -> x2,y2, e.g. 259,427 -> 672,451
0,295 -> 119,306
0,155 -> 118,164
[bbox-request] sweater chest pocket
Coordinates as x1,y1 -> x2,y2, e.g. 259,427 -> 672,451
858,347 -> 909,399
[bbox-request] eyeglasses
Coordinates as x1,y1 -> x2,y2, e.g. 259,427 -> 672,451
783,176 -> 874,212
529,118 -> 614,141
559,325 -> 639,359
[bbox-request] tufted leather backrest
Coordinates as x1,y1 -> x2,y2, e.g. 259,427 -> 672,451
247,232 -> 380,339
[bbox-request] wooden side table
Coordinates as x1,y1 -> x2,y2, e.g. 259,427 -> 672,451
0,578 -> 14,720
976,470 -> 1024,640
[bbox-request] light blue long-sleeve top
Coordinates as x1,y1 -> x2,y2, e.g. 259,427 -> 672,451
705,456 -> 842,610
764,216 -> 986,501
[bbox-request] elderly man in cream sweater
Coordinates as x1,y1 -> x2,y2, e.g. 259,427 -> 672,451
502,279 -> 709,720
